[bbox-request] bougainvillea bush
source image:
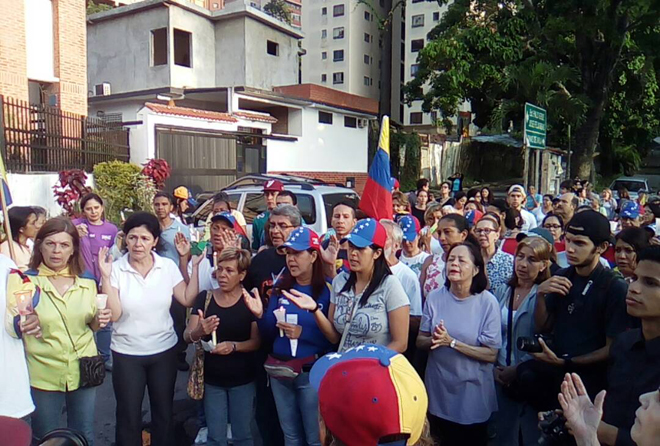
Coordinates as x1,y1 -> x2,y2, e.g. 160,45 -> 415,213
52,169 -> 90,217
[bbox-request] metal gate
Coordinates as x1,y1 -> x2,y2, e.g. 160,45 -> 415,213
155,126 -> 265,194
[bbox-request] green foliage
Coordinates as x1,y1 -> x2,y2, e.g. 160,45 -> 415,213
263,0 -> 292,24
93,161 -> 155,225
391,131 -> 422,191
87,0 -> 112,15
406,0 -> 660,178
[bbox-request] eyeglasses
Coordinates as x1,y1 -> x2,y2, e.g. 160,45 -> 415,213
544,224 -> 562,230
475,228 -> 497,235
269,222 -> 294,231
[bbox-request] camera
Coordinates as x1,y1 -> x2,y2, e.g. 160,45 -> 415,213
517,334 -> 553,353
537,411 -> 572,445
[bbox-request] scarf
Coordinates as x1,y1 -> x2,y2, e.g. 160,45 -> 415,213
37,264 -> 75,278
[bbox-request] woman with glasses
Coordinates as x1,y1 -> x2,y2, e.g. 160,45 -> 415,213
475,216 -> 513,290
541,213 -> 565,257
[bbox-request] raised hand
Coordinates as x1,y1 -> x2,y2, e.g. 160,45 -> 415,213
243,288 -> 263,318
219,230 -> 241,249
175,232 -> 191,258
320,234 -> 339,265
282,289 -> 317,312
558,373 -> 605,446
191,253 -> 205,267
195,309 -> 220,336
98,247 -> 113,279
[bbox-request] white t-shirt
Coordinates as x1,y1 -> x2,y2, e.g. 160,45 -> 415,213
400,251 -> 431,278
390,262 -> 423,316
188,257 -> 219,292
110,253 -> 184,355
520,209 -> 538,231
0,256 -> 34,418
532,207 -> 547,224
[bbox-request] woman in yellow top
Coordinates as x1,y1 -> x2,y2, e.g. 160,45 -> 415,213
0,206 -> 39,270
5,217 -> 111,445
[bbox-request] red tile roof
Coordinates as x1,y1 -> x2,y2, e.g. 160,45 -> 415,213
273,84 -> 378,115
233,111 -> 278,123
145,102 -> 238,123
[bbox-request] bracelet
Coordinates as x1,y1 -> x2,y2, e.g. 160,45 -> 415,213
309,302 -> 320,313
189,330 -> 202,343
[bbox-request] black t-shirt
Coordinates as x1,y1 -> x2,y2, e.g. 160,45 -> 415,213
545,264 -> 629,357
244,247 -> 288,303
193,292 -> 256,388
603,329 -> 660,446
411,207 -> 426,225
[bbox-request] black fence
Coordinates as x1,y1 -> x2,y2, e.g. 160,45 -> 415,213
0,95 -> 130,173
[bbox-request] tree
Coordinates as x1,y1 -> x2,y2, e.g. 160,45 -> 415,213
406,0 -> 660,178
263,0 -> 292,25
87,0 -> 112,15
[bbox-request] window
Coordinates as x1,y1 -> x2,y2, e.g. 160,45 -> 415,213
411,39 -> 424,52
321,74 -> 327,82
333,50 -> 344,61
400,63 -> 404,79
322,51 -> 327,60
319,111 -> 333,124
344,116 -> 357,128
364,54 -> 370,64
295,194 -> 317,225
364,11 -> 371,20
266,40 -> 279,56
333,4 -> 344,16
364,32 -> 371,43
410,112 -> 423,124
333,27 -> 344,39
412,14 -> 424,27
363,76 -> 371,86
411,64 -> 419,77
243,194 -> 267,224
430,111 -> 438,122
321,29 -> 327,39
151,28 -> 167,66
322,6 -> 327,15
333,72 -> 344,84
433,11 -> 440,21
173,29 -> 192,67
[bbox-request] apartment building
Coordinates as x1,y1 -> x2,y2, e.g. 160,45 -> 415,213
0,0 -> 87,114
301,0 -> 387,101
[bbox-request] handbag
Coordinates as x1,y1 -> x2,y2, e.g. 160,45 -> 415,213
49,293 -> 106,388
187,291 -> 213,400
264,354 -> 318,380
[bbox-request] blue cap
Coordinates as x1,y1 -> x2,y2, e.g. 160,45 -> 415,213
340,218 -> 387,248
621,201 -> 641,219
210,211 -> 246,237
396,215 -> 420,242
279,227 -> 321,252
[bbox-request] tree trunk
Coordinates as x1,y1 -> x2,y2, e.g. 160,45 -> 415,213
573,96 -> 607,179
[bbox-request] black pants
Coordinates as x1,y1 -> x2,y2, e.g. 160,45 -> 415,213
112,347 -> 177,446
428,414 -> 488,446
170,298 -> 187,362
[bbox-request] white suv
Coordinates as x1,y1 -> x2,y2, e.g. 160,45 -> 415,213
192,174 -> 360,240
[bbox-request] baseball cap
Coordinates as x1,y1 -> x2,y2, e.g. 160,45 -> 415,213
173,186 -> 198,207
507,184 -> 526,196
210,211 -> 247,237
566,210 -> 613,245
396,215 -> 420,242
620,201 -> 641,219
391,177 -> 400,191
310,344 -> 428,446
0,416 -> 31,446
341,218 -> 387,248
263,179 -> 284,192
279,227 -> 321,252
465,209 -> 484,228
516,227 -> 555,247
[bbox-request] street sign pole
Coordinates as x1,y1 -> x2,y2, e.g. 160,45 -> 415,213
524,102 -> 547,191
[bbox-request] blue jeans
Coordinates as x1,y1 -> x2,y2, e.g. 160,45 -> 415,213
31,386 -> 96,446
270,373 -> 321,446
96,322 -> 112,362
204,382 -> 256,446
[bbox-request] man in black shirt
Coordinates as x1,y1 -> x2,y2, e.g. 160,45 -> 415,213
523,211 -> 629,409
244,204 -> 302,446
597,246 -> 660,446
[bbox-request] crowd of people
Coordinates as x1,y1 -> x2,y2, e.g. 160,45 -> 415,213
1,175 -> 660,446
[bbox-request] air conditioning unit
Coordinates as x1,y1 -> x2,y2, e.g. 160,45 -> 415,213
94,83 -> 112,96
357,118 -> 368,128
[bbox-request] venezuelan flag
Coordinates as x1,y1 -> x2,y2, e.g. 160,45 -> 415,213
0,152 -> 12,206
359,116 -> 392,220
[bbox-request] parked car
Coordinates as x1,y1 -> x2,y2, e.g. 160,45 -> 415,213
191,174 -> 360,241
609,176 -> 651,200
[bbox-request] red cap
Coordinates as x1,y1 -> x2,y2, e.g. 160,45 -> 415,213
263,179 -> 284,192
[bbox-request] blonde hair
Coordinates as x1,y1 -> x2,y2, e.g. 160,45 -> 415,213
424,203 -> 442,225
509,237 -> 554,287
216,247 -> 251,273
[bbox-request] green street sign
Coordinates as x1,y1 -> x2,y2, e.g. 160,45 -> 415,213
524,102 -> 547,149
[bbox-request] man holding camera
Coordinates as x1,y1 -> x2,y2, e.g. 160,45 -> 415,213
522,211 -> 630,410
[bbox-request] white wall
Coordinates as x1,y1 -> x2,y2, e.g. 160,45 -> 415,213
267,107 -> 368,172
25,0 -> 56,82
244,19 -> 300,89
170,6 -> 216,88
7,173 -> 95,217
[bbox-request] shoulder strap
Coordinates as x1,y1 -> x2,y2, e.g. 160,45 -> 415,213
203,290 -> 213,313
46,291 -> 82,359
506,287 -> 515,366
338,292 -> 361,352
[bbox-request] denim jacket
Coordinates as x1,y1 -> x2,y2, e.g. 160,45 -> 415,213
492,284 -> 538,366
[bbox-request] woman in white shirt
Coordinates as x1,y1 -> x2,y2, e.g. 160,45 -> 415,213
98,212 -> 202,446
0,206 -> 38,270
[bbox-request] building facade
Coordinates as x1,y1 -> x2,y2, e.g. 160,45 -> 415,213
0,0 -> 87,115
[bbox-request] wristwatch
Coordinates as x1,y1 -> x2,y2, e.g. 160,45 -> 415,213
232,342 -> 237,353
450,339 -> 457,349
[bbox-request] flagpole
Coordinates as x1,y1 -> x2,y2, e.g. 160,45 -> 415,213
0,180 -> 15,262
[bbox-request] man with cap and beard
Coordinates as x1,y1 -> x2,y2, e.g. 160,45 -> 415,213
518,211 -> 631,411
